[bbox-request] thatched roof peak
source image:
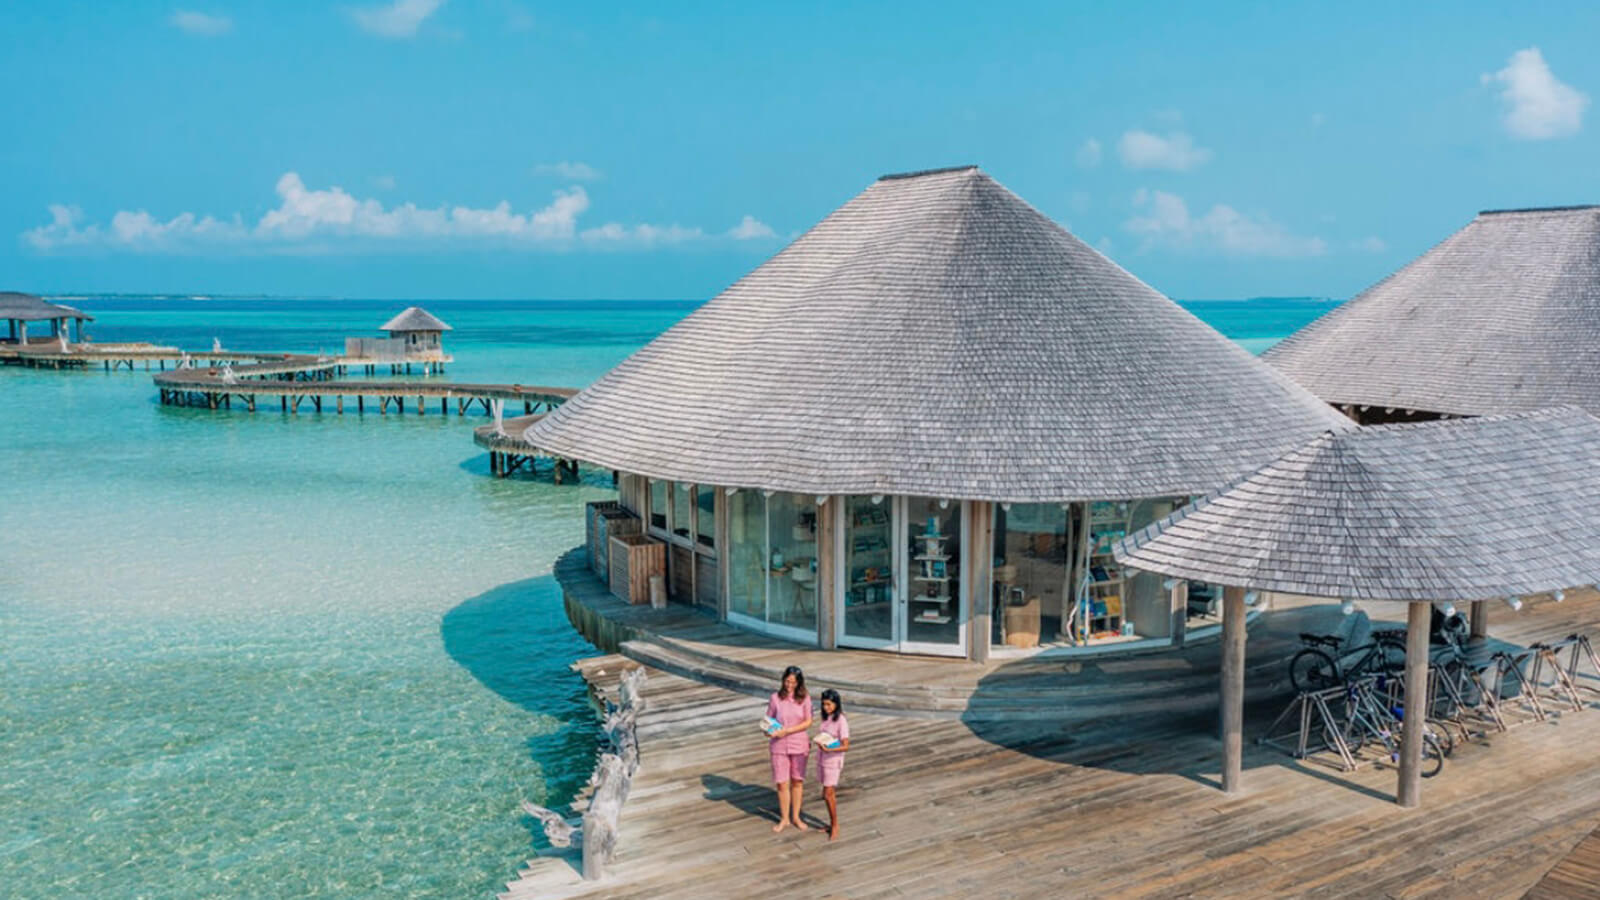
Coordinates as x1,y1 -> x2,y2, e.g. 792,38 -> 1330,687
524,167 -> 1350,501
381,307 -> 451,332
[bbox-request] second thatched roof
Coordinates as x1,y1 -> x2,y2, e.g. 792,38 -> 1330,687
381,307 -> 451,332
0,292 -> 92,322
1113,407 -> 1600,601
1265,205 -> 1600,417
524,166 -> 1352,501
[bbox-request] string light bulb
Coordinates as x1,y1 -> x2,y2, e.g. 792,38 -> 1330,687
1505,595 -> 1523,612
1553,589 -> 1565,603
1340,599 -> 1356,616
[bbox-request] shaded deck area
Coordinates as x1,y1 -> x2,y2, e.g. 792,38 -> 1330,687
507,582 -> 1600,898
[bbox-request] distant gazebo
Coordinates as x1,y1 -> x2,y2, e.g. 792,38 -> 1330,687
521,165 -> 1351,662
0,292 -> 92,344
1266,205 -> 1600,424
345,307 -> 452,371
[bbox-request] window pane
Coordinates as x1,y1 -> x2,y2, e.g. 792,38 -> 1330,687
727,490 -> 766,620
843,496 -> 894,642
648,479 -> 667,531
993,503 -> 1070,648
672,482 -> 693,539
696,484 -> 716,549
767,493 -> 818,634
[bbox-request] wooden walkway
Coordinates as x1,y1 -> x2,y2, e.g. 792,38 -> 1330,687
1528,823 -> 1600,899
504,584 -> 1600,898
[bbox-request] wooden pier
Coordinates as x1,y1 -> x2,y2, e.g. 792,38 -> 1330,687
473,414 -> 583,481
503,551 -> 1600,899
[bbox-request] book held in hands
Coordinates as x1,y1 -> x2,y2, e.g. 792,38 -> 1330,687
760,715 -> 783,737
814,732 -> 842,751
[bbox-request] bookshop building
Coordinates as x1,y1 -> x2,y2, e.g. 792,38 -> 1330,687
525,166 -> 1352,662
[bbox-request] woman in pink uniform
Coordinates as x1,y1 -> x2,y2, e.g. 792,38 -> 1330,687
765,665 -> 814,832
815,688 -> 850,841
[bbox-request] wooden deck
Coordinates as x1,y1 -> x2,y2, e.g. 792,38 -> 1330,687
505,584 -> 1600,898
1529,822 -> 1600,899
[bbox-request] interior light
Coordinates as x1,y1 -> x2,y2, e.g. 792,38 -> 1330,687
938,499 -> 950,509
1441,603 -> 1457,618
871,494 -> 884,505
1553,589 -> 1565,603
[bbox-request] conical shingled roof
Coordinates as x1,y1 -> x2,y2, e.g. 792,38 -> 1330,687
1113,408 -> 1600,601
525,166 -> 1352,502
380,306 -> 451,332
1265,206 -> 1600,416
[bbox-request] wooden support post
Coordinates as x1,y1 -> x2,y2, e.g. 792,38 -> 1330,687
1220,585 -> 1247,794
1397,601 -> 1431,808
247,396 -> 256,412
1470,600 -> 1488,640
337,395 -> 343,414
358,396 -> 364,414
524,400 -> 532,414
440,398 -> 446,415
1171,581 -> 1190,649
416,395 -> 424,415
281,396 -> 287,412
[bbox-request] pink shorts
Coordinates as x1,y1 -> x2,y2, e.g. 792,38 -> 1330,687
818,753 -> 844,787
771,751 -> 808,784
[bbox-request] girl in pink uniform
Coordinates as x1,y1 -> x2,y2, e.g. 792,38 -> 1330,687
765,665 -> 814,833
816,688 -> 850,841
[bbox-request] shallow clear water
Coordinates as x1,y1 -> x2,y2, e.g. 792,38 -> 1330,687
0,296 -> 1333,898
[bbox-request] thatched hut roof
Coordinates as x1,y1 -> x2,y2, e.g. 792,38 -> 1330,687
381,307 -> 451,332
524,166 -> 1352,501
0,292 -> 92,322
1265,206 -> 1600,417
1113,407 -> 1600,601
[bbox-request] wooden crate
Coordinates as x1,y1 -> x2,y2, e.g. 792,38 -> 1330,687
588,502 -> 640,581
610,534 -> 666,605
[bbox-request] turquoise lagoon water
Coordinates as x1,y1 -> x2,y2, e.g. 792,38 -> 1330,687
0,296 -> 1336,898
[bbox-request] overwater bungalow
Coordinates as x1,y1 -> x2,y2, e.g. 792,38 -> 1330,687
344,306 -> 453,368
525,166 -> 1351,661
0,291 -> 91,344
1265,205 -> 1600,424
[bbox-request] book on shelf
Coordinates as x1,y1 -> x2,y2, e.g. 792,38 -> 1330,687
760,716 -> 783,737
814,732 -> 842,751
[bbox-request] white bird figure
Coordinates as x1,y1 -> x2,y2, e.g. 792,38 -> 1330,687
58,333 -> 69,353
212,336 -> 222,353
492,399 -> 506,436
220,364 -> 237,385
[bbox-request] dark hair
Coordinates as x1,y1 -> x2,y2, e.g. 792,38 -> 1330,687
819,688 -> 843,722
778,665 -> 807,701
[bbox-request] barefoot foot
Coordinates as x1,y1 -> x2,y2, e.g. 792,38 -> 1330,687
772,821 -> 788,833
828,825 -> 840,842
794,819 -> 809,831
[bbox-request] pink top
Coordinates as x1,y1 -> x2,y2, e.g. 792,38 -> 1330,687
818,713 -> 849,757
766,692 -> 814,755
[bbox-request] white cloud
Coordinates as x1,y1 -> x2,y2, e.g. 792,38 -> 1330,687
22,173 -> 763,255
351,0 -> 446,38
532,161 -> 602,180
1125,188 -> 1326,258
170,10 -> 233,36
1075,139 -> 1102,168
1117,130 -> 1213,171
1482,47 -> 1588,140
1352,235 -> 1386,253
372,174 -> 397,190
727,215 -> 775,240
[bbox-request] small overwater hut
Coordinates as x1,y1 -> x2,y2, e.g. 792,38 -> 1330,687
1265,205 -> 1600,424
526,166 -> 1351,661
344,306 -> 452,365
0,292 -> 91,344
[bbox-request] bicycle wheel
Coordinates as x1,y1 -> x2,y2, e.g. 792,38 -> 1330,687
1420,735 -> 1445,778
1290,648 -> 1341,693
1429,724 -> 1454,758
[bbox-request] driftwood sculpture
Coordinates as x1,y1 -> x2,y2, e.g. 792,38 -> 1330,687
520,666 -> 647,880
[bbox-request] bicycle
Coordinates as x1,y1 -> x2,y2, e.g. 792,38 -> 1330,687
1289,628 -> 1407,693
1339,677 -> 1447,776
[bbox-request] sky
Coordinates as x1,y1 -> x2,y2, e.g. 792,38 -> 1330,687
4,1 -> 1600,300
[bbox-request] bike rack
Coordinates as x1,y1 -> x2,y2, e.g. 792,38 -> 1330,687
1558,633 -> 1600,700
1528,639 -> 1586,713
1260,683 -> 1361,772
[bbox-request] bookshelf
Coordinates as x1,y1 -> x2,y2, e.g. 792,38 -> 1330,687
1079,500 -> 1131,641
911,525 -> 953,626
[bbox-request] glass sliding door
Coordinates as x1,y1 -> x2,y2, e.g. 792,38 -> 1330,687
726,490 -> 766,622
992,503 -> 1071,649
765,494 -> 819,639
722,490 -> 819,644
839,495 -> 896,647
902,496 -> 965,654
